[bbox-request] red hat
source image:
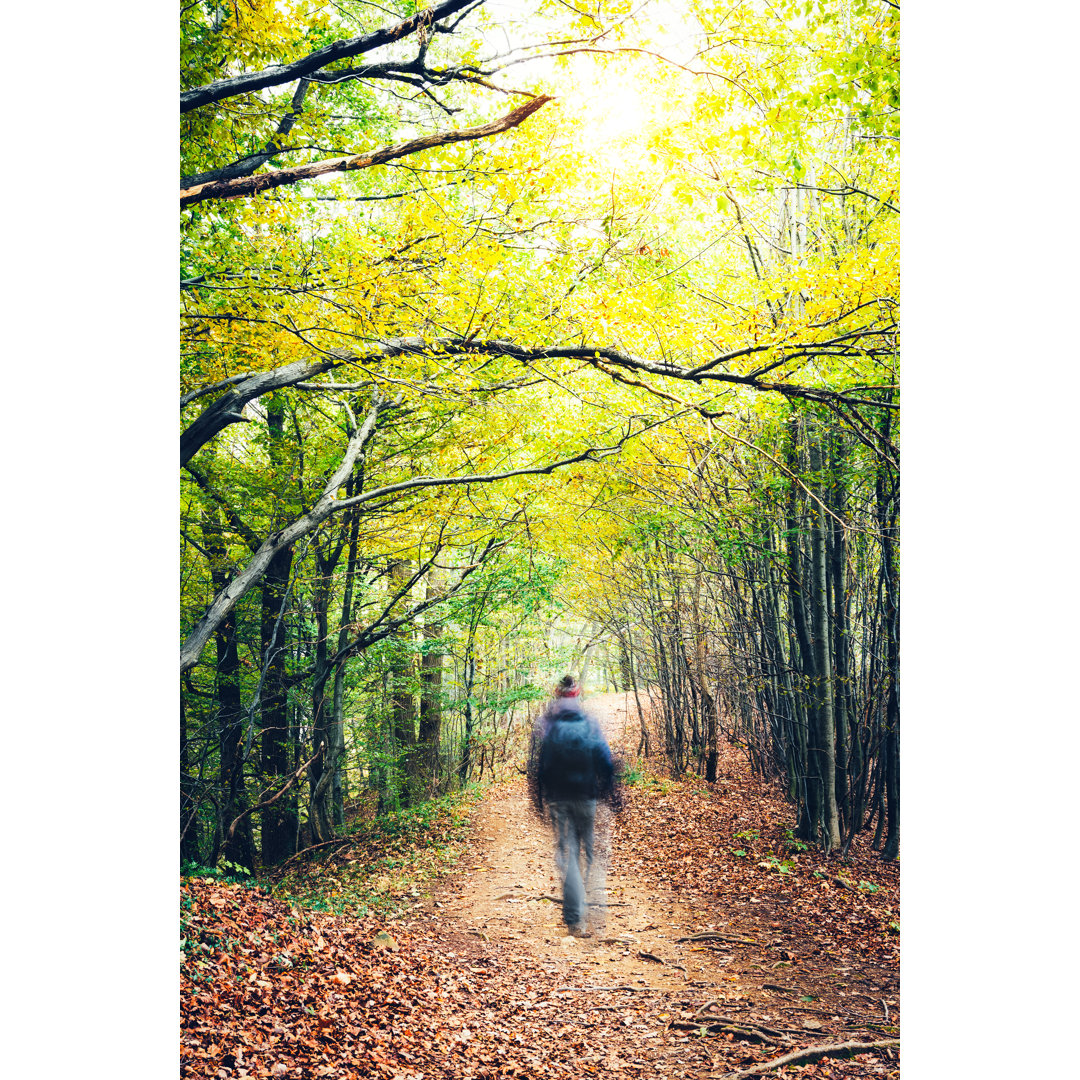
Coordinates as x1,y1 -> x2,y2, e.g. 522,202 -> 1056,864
556,675 -> 581,697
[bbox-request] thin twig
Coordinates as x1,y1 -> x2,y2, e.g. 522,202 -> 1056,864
226,746 -> 322,841
274,835 -> 352,868
677,932 -> 758,946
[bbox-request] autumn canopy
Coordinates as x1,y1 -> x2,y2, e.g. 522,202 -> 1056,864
180,0 -> 899,870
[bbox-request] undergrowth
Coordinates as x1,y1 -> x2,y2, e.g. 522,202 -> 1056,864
270,783 -> 486,917
181,783 -> 489,919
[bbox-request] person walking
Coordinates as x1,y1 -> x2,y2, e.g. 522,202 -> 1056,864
528,675 -> 621,937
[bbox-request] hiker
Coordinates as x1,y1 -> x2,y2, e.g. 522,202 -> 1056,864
527,674 -> 622,937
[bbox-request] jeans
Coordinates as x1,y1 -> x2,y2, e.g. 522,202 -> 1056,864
549,799 -> 606,931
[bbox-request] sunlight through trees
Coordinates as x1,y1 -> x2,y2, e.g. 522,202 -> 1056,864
180,0 -> 899,868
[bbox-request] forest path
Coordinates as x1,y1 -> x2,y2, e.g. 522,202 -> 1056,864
181,692 -> 899,1078
418,692 -> 729,993
401,690 -> 900,1077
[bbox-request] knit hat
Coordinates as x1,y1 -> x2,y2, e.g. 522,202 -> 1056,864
556,674 -> 581,698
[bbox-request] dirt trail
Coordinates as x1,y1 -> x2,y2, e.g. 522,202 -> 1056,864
420,692 -> 747,992
405,691 -> 899,1077
182,691 -> 898,1078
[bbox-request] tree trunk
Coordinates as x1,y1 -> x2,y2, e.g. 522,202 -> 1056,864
198,503 -> 254,869
459,652 -> 475,786
622,626 -> 649,757
690,568 -> 719,782
827,429 -> 853,831
808,432 -> 842,850
417,572 -> 447,798
259,394 -> 297,864
389,558 -> 417,805
259,544 -> 295,862
180,693 -> 201,864
786,416 -> 819,842
309,492 -> 364,840
877,402 -> 900,861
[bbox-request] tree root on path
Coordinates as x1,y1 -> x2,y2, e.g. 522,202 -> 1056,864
677,932 -> 758,946
691,1002 -> 796,1037
669,1019 -> 793,1045
718,1038 -> 900,1078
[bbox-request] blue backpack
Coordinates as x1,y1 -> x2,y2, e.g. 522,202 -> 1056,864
539,708 -> 613,803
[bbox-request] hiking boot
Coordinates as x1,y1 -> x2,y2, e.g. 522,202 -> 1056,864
568,925 -> 591,939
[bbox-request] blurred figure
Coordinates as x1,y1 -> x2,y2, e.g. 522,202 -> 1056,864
527,674 -> 622,937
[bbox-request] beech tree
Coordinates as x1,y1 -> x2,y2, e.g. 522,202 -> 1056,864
180,0 -> 899,865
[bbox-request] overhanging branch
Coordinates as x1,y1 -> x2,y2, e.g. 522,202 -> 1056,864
180,341 -> 430,465
180,95 -> 551,208
180,406 -> 655,674
428,337 -> 900,412
180,0 -> 478,113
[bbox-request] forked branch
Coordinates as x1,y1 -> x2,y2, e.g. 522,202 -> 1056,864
181,96 -> 551,207
226,744 -> 323,842
180,0 -> 478,113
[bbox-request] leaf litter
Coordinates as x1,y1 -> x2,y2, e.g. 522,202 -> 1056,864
181,692 -> 898,1078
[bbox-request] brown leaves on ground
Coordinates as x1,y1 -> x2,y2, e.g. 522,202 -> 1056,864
616,742 -> 900,1015
181,697 -> 898,1079
181,876 -> 673,1079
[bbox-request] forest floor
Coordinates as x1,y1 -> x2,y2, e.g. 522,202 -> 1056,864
181,693 -> 900,1079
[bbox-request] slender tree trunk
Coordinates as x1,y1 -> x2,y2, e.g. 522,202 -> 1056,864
827,430 -> 852,831
180,693 -> 201,864
690,569 -> 720,782
459,651 -> 475,786
259,394 -> 297,864
623,625 -> 649,757
786,417 -> 819,841
578,620 -> 596,688
199,503 -> 254,868
808,432 -> 842,850
330,664 -> 348,826
878,401 -> 900,860
323,495 -> 363,831
259,545 -> 295,862
389,558 -> 417,804
417,571 -> 446,798
309,612 -> 336,845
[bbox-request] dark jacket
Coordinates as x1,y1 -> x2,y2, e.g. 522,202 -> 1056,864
528,698 -> 619,811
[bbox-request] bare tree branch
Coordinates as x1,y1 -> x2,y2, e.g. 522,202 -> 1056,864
181,79 -> 313,190
180,0 -> 478,113
436,338 -> 900,411
183,463 -> 262,552
320,530 -> 508,677
226,746 -> 323,842
328,421 -> 643,514
179,411 -> 652,673
180,94 -> 551,207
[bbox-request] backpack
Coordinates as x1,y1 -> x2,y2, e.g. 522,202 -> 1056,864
539,709 -> 610,802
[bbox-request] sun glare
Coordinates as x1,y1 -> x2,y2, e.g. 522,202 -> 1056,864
564,60 -> 655,174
